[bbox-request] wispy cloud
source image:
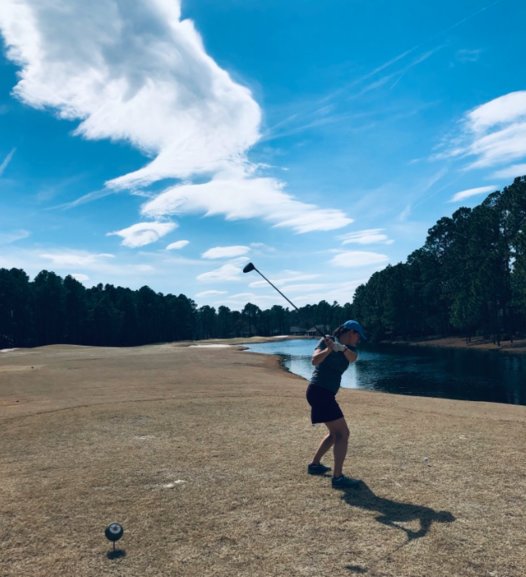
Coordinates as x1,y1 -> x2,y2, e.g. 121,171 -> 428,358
264,2 -> 506,149
141,173 -> 352,233
39,251 -> 115,268
266,0 -> 500,146
263,46 -> 440,143
0,245 -> 204,293
196,263 -> 245,283
166,240 -> 189,250
195,290 -> 227,298
0,229 -> 30,244
491,163 -> 526,179
0,147 -> 15,176
107,221 -> 177,248
448,185 -> 496,203
363,48 -> 442,94
439,91 -> 526,171
0,0 -> 352,235
455,48 -> 482,64
202,245 -> 250,259
339,229 -> 393,245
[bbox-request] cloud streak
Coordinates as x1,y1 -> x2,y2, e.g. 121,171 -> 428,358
449,185 -> 496,203
197,263 -> 245,283
107,221 -> 176,248
440,91 -> 526,171
339,228 -> 393,245
141,173 -> 352,233
166,240 -> 189,250
202,246 -> 250,259
0,228 -> 30,244
0,147 -> 15,176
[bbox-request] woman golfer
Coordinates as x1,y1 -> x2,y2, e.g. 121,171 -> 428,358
306,320 -> 366,488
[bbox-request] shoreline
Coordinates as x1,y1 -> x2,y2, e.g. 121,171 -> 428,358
382,335 -> 526,355
185,334 -> 526,356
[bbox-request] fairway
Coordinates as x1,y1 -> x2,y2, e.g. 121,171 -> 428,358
1,343 -> 525,577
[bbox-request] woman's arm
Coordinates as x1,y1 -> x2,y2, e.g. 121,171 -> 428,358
342,346 -> 357,363
311,337 -> 335,366
312,339 -> 358,366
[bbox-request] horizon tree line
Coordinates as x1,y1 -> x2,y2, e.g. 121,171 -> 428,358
1,176 -> 524,348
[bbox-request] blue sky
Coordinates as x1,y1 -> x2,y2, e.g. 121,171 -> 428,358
1,0 -> 525,311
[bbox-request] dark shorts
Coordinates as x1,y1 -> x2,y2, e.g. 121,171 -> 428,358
306,384 -> 344,425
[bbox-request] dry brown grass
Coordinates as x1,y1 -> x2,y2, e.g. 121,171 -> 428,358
1,342 -> 525,577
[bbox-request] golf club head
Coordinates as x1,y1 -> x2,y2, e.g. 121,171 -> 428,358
243,262 -> 256,273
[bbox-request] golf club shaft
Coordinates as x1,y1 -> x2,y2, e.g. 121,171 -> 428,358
251,266 -> 326,337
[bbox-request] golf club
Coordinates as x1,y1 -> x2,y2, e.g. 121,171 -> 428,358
242,262 -> 326,337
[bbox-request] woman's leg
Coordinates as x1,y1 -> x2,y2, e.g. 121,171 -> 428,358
325,417 -> 350,478
311,432 -> 334,465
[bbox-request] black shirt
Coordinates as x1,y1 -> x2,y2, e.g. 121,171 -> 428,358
309,338 -> 351,394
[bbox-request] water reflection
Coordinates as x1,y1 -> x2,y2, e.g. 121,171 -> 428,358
244,339 -> 526,406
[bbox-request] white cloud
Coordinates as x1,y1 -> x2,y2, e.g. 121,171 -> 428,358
0,147 -> 15,176
0,245 -> 204,296
468,92 -> 526,133
39,251 -> 115,268
441,91 -> 526,170
142,174 -> 352,233
166,240 -> 189,250
0,0 -> 260,186
197,263 -> 244,283
449,185 -> 495,203
107,221 -> 176,248
249,242 -> 276,254
330,251 -> 389,268
202,245 -> 250,259
0,0 -> 353,235
195,290 -> 227,298
467,122 -> 526,169
491,163 -> 526,179
339,228 -> 393,245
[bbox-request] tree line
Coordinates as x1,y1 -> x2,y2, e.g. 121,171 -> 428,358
0,268 -> 352,348
1,176 -> 524,348
352,176 -> 526,342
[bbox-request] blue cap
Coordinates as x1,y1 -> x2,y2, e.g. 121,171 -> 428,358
342,320 -> 367,340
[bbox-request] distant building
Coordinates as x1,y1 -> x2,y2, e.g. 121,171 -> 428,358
306,325 -> 329,337
289,326 -> 307,335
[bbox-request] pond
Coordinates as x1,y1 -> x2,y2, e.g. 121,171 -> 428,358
243,339 -> 526,406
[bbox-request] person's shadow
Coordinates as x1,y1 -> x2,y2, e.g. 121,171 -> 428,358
337,481 -> 455,573
338,481 -> 455,541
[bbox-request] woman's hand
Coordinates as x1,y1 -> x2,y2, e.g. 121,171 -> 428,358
331,339 -> 347,352
312,337 -> 336,365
